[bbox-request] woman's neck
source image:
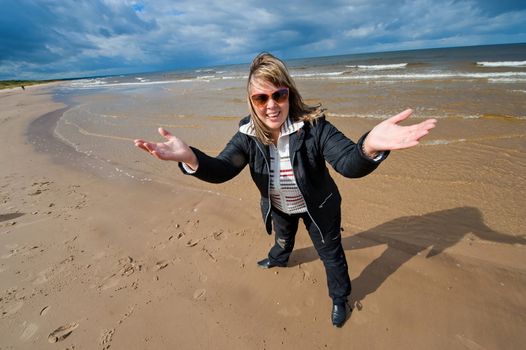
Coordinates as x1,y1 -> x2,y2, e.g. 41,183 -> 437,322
271,130 -> 280,145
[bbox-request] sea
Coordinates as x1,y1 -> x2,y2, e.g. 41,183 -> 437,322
45,43 -> 526,189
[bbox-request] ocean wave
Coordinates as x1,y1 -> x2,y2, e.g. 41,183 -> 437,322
476,61 -> 526,68
328,113 -> 525,121
422,133 -> 525,145
422,139 -> 466,145
329,113 -> 463,120
220,75 -> 248,80
196,75 -> 215,80
68,78 -> 108,87
455,114 -> 526,121
66,78 -> 203,89
65,69 -> 526,89
345,63 -> 408,70
488,78 -> 526,83
291,71 -> 346,78
298,71 -> 526,81
328,113 -> 389,119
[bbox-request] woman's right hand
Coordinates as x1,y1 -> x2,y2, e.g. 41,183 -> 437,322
134,128 -> 199,170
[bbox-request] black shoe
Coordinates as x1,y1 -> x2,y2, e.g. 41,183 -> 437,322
257,258 -> 287,269
331,303 -> 347,327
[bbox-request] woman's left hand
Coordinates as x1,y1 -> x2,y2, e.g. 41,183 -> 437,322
363,109 -> 437,154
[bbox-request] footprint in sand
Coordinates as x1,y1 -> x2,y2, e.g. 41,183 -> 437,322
2,300 -> 24,317
33,270 -> 50,285
278,306 -> 302,317
198,273 -> 208,282
1,244 -> 19,259
48,322 -> 79,343
155,260 -> 169,271
99,275 -> 121,291
455,334 -> 486,350
119,256 -> 141,276
100,328 -> 115,350
20,322 -> 39,341
33,265 -> 66,285
186,239 -> 200,247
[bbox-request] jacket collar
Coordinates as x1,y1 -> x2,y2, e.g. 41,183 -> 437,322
239,117 -> 304,138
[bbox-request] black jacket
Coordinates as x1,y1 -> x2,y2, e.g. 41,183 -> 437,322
179,115 -> 388,243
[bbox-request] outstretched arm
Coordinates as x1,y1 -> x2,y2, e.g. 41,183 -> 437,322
363,109 -> 437,157
134,128 -> 199,170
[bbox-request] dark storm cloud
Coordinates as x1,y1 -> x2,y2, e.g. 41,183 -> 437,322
0,0 -> 525,79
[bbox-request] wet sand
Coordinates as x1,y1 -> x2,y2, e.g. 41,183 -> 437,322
0,84 -> 525,349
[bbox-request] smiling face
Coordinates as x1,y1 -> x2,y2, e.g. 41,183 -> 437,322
249,78 -> 290,139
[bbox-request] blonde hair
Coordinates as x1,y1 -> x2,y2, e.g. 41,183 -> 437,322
247,52 -> 324,145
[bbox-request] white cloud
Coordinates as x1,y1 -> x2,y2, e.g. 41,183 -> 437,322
1,0 -> 525,79
344,24 -> 384,38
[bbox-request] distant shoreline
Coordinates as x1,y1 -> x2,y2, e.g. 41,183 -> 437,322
0,79 -> 62,90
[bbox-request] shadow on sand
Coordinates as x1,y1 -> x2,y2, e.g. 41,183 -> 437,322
290,206 -> 525,308
0,212 -> 25,223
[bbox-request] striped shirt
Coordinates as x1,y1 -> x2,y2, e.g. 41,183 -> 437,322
268,119 -> 307,214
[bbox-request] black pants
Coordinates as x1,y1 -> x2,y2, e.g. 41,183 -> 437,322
267,207 -> 351,304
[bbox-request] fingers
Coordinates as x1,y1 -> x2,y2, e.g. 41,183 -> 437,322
419,118 -> 438,130
408,118 -> 437,133
143,143 -> 154,153
389,108 -> 413,124
134,140 -> 149,152
158,127 -> 174,140
405,118 -> 436,145
134,140 -> 155,154
135,129 -> 173,157
416,119 -> 437,137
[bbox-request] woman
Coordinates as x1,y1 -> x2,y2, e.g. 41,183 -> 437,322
134,53 -> 436,327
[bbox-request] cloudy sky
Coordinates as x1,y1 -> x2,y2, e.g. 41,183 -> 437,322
1,0 -> 525,80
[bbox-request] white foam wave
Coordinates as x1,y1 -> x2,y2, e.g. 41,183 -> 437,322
422,139 -> 466,145
476,61 -> 526,68
328,113 -> 389,119
197,75 -> 215,80
68,78 -> 108,87
329,113 -> 525,121
346,63 -> 408,70
489,78 -> 526,83
67,78 -> 201,89
292,71 -> 346,78
221,75 -> 248,80
459,114 -> 526,120
299,71 -> 526,81
66,69 -> 526,89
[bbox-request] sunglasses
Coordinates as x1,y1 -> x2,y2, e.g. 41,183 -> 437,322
250,88 -> 289,108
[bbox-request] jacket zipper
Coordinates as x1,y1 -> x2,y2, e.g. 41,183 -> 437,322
255,142 -> 272,227
291,150 -> 326,244
318,193 -> 333,208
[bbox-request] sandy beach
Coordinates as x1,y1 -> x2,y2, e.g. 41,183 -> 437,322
1,83 -> 525,350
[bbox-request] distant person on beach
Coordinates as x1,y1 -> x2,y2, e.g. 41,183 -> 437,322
21,85 -> 25,90
134,53 -> 436,327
